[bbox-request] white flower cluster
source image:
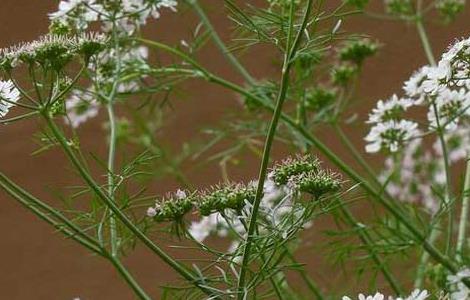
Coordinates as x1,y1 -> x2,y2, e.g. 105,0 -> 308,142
343,289 -> 429,300
49,0 -> 174,128
366,36 -> 470,154
0,80 -> 20,118
365,94 -> 420,154
447,268 -> 470,300
49,0 -> 177,34
366,36 -> 470,212
380,135 -> 456,214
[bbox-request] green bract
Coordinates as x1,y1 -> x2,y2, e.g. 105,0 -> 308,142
291,170 -> 341,198
339,39 -> 379,65
197,183 -> 257,216
271,155 -> 320,185
384,0 -> 414,17
331,64 -> 357,86
0,33 -> 107,71
152,193 -> 194,222
436,0 -> 466,23
305,87 -> 337,111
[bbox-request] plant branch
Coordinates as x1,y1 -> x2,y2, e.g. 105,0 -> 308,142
43,114 -> 217,298
236,2 -> 313,298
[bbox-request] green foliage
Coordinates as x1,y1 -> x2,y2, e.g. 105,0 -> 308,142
271,155 -> 320,185
344,0 -> 370,10
436,0 -> 466,23
339,38 -> 379,65
197,182 -> 257,216
384,0 -> 414,17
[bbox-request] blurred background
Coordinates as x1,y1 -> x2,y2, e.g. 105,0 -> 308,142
0,1 -> 469,299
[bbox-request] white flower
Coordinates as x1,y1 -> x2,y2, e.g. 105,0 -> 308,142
343,290 -> 428,300
441,36 -> 470,64
175,189 -> 187,200
342,292 -> 385,300
367,94 -> 414,124
146,207 -> 157,217
101,0 -> 178,35
396,289 -> 429,300
379,138 -> 441,214
64,89 -> 100,128
188,213 -> 220,242
49,0 -> 103,30
427,88 -> 470,130
0,80 -> 20,118
433,127 -> 470,162
365,120 -> 420,153
447,268 -> 470,300
403,65 -> 433,102
421,63 -> 449,95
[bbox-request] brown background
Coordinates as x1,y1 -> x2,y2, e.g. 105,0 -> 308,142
0,1 -> 469,299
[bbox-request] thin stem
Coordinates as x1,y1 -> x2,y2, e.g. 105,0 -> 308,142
414,228 -> 440,288
106,254 -> 152,300
236,2 -> 313,298
0,111 -> 39,124
414,5 -> 457,280
142,28 -> 469,287
187,0 -> 255,84
432,102 -> 453,255
415,4 -> 436,66
456,157 -> 470,261
285,250 -> 325,300
333,124 -> 379,184
0,172 -> 103,255
339,202 -> 404,295
43,114 -> 216,297
107,102 -> 118,257
105,17 -> 123,259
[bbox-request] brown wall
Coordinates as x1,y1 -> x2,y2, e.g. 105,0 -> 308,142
0,1 -> 469,299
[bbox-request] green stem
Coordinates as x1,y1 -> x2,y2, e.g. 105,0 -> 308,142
142,60 -> 465,283
236,2 -> 313,298
414,228 -> 440,288
432,102 -> 453,255
456,157 -> 470,261
43,114 -> 216,298
105,17 -> 123,259
333,124 -> 379,184
0,172 -> 152,300
0,172 -> 103,255
141,28 -> 469,287
107,102 -> 119,257
187,0 -> 255,84
414,5 -> 456,280
339,202 -> 403,295
107,254 -> 152,300
285,250 -> 325,300
416,19 -> 436,66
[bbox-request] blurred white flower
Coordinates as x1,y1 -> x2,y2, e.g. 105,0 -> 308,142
188,213 -> 220,242
64,90 -> 100,128
396,289 -> 429,300
49,0 -> 103,30
342,292 -> 385,300
146,207 -> 157,217
427,88 -> 470,130
343,289 -> 428,300
0,80 -> 20,118
447,268 -> 470,300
